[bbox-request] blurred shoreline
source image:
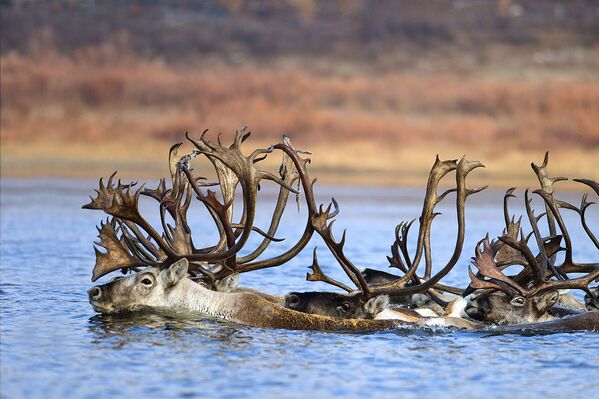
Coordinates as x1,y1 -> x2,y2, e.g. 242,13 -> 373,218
2,138 -> 597,190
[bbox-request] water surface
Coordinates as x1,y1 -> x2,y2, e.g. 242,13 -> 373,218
1,178 -> 598,399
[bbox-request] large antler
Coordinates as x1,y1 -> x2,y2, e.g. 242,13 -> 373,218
470,238 -> 598,299
84,128 -> 320,283
468,153 -> 599,298
302,156 -> 485,301
363,157 -> 486,298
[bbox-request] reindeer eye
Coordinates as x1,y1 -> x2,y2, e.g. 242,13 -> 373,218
510,296 -> 525,306
341,302 -> 352,312
141,278 -> 153,286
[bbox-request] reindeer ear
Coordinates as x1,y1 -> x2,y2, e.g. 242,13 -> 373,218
365,294 -> 390,317
214,273 -> 240,292
162,259 -> 189,287
536,291 -> 559,312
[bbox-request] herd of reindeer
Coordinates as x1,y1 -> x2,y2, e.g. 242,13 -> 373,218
84,128 -> 599,332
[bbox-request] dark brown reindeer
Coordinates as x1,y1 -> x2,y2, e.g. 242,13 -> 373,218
586,287 -> 599,311
464,154 -> 599,324
285,156 -> 486,327
284,248 -> 391,319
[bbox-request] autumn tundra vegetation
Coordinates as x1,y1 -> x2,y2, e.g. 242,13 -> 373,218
1,0 -> 598,185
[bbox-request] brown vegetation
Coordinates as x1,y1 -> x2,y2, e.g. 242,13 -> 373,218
1,1 -> 599,185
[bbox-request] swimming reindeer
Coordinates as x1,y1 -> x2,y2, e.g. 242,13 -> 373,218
464,155 -> 599,324
84,129 -> 599,332
84,129 -> 403,331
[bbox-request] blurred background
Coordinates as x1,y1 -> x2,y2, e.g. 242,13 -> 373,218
1,0 -> 598,186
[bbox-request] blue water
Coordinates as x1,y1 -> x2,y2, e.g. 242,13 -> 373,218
1,178 -> 598,399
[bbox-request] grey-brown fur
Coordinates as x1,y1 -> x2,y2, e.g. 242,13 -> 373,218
88,260 -> 399,331
284,291 -> 389,319
465,291 -> 559,324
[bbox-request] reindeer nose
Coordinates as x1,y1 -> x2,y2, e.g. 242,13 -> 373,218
88,286 -> 102,300
285,293 -> 301,309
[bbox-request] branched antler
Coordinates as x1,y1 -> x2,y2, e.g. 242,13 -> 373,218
470,238 -> 598,299
363,157 -> 486,298
301,156 -> 485,302
84,128 -> 323,285
468,153 -> 599,299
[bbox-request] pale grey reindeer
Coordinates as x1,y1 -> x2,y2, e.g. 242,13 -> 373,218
84,129 -> 408,331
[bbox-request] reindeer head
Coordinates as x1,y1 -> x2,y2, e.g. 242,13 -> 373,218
285,291 -> 389,319
465,238 -> 597,324
87,259 -> 189,314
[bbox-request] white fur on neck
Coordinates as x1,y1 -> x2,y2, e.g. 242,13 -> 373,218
157,279 -> 236,318
375,308 -> 420,323
414,308 -> 439,317
444,296 -> 468,318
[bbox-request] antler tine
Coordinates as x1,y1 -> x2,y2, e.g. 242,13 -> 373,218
571,179 -> 599,250
309,203 -> 372,297
493,214 -> 526,268
306,248 -> 353,293
531,152 -> 568,194
117,220 -> 159,265
141,178 -> 168,204
163,206 -> 195,256
237,151 -> 297,263
498,234 -> 548,285
529,267 -> 599,298
83,174 -> 177,265
573,178 -> 599,197
120,220 -> 162,259
232,125 -> 251,149
470,238 -> 527,296
182,167 -> 236,254
523,189 -> 556,282
533,189 -> 574,266
503,187 -> 517,229
509,235 -> 564,284
386,220 -> 415,273
381,156 -> 458,289
531,151 -> 567,265
90,218 -> 150,282
533,178 -> 599,276
327,197 -> 340,219
579,193 -> 599,249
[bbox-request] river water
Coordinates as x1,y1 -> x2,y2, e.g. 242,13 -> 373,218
1,178 -> 598,399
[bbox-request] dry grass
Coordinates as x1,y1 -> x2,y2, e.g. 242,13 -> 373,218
2,49 -> 599,186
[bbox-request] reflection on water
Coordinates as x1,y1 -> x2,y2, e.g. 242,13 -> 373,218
88,311 -> 255,351
1,178 -> 598,399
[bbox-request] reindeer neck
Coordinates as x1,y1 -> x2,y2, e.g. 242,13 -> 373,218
164,279 -> 237,318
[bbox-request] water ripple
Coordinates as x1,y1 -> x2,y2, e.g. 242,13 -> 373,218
1,179 -> 598,399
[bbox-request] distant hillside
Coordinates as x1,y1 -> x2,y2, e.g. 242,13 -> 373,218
2,0 -> 598,68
